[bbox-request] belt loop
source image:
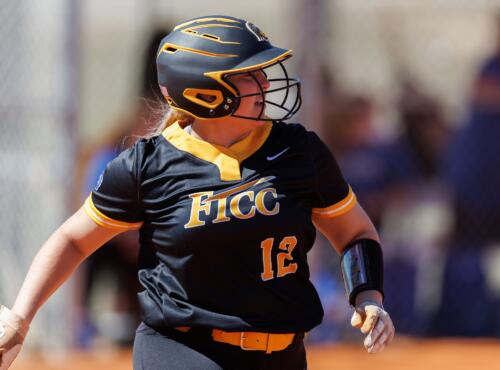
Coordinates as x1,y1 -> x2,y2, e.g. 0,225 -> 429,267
265,333 -> 273,354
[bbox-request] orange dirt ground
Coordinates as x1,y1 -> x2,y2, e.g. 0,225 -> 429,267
10,338 -> 500,370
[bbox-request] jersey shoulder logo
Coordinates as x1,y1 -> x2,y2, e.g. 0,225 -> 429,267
94,172 -> 104,191
246,21 -> 268,42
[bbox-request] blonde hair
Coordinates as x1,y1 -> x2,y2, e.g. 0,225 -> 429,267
157,109 -> 194,132
145,105 -> 195,139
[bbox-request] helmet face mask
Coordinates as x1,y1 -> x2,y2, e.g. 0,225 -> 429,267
223,58 -> 302,121
156,15 -> 302,122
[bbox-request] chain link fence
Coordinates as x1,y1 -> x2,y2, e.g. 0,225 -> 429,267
0,0 -> 75,354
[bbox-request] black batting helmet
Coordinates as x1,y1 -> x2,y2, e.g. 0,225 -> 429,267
156,15 -> 301,121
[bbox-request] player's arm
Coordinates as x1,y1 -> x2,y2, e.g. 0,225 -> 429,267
0,143 -> 143,369
12,207 -> 125,322
0,207 -> 126,369
307,129 -> 394,353
312,202 -> 379,254
312,204 -> 395,354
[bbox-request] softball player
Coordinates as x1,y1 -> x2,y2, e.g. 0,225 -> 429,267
0,15 -> 394,370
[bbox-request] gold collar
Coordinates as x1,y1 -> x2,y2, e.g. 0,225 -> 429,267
162,121 -> 272,181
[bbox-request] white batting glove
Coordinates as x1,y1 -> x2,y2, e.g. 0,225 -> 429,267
350,300 -> 395,354
0,306 -> 29,370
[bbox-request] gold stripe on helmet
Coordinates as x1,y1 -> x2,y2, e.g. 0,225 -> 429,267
204,50 -> 292,95
181,27 -> 242,45
174,17 -> 241,31
157,43 -> 239,58
185,24 -> 243,31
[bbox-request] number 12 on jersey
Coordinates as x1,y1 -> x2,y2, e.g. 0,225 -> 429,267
260,236 -> 298,281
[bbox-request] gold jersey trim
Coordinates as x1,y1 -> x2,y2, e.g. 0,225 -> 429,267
162,121 -> 272,181
311,186 -> 357,218
84,195 -> 143,231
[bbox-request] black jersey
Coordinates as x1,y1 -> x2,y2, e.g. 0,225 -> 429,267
84,121 -> 357,333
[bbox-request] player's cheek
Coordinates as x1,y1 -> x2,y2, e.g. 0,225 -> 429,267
258,75 -> 270,90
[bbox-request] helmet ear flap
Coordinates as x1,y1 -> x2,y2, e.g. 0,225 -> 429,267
182,88 -> 239,117
183,88 -> 223,109
160,78 -> 238,117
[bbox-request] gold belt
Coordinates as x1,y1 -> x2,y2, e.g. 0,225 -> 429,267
175,327 -> 295,354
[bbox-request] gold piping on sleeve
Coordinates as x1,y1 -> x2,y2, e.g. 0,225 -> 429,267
311,187 -> 357,218
84,195 -> 143,230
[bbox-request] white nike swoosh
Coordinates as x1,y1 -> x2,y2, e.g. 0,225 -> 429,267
267,147 -> 290,161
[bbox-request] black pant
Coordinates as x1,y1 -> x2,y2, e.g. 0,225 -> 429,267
133,322 -> 307,370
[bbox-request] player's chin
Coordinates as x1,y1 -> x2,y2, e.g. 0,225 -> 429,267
232,105 -> 267,123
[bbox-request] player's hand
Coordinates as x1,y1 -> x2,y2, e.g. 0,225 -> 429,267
351,300 -> 394,354
0,306 -> 29,370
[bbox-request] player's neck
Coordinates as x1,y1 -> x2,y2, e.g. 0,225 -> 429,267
190,118 -> 265,147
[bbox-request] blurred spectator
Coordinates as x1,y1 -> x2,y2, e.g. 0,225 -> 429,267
392,82 -> 451,182
311,82 -> 454,340
308,94 -> 381,343
76,27 -> 170,348
446,28 -> 500,246
322,84 -> 451,336
431,16 -> 500,337
311,94 -> 394,342
325,95 -> 388,228
379,82 -> 452,335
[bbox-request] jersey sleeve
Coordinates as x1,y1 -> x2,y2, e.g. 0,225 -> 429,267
308,132 -> 357,218
84,146 -> 144,231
